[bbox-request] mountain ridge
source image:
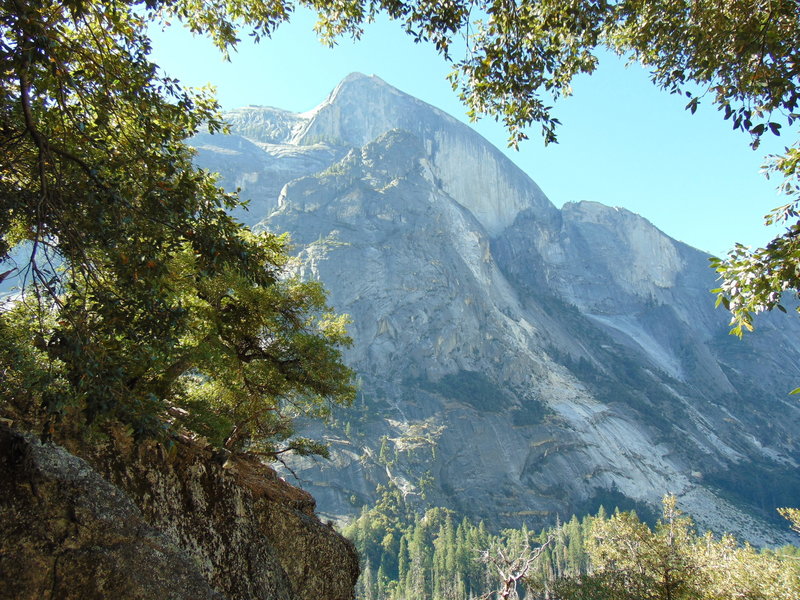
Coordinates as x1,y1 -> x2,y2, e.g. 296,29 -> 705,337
192,73 -> 800,545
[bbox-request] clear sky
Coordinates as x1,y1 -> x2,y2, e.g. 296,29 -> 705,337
148,7 -> 790,258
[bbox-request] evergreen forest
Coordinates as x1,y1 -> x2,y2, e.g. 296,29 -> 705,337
344,487 -> 800,600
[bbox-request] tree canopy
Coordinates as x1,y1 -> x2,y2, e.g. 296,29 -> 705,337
0,0 -> 355,453
2,0 -> 798,448
549,497 -> 800,600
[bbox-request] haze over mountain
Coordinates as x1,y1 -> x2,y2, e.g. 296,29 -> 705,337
191,73 -> 800,544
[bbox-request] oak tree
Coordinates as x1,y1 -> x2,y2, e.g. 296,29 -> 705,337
0,0 -> 354,453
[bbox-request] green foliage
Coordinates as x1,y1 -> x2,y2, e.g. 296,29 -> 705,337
553,496 -> 800,600
0,304 -> 68,425
710,145 -> 800,335
780,507 -> 800,535
573,486 -> 659,527
343,490 -> 503,600
578,497 -> 700,600
0,0 -> 354,453
344,489 -> 800,600
343,484 -> 604,600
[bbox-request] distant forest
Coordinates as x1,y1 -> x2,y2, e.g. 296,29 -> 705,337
344,486 -> 800,600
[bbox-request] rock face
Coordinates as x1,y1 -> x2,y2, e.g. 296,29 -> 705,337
193,73 -> 800,545
0,424 -> 359,600
0,425 -> 222,600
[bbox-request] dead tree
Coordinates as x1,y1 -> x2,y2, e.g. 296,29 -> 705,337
480,534 -> 554,600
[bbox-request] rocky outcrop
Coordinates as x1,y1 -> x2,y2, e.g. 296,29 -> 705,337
0,424 -> 222,600
0,423 -> 359,600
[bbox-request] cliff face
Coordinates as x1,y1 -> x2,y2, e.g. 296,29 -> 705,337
191,73 -> 800,545
0,423 -> 358,600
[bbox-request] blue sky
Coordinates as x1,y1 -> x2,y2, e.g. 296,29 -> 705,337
148,7 -> 789,258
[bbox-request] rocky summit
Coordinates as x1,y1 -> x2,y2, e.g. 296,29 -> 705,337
192,73 -> 800,544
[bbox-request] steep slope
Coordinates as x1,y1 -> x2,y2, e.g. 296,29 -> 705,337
193,73 -> 800,544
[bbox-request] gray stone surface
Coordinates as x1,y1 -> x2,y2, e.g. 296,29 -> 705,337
88,437 -> 359,600
0,425 -> 223,600
0,423 -> 359,600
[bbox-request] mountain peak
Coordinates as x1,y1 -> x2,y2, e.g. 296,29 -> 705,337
293,74 -> 553,235
215,73 -> 555,236
298,72 -> 415,139
338,72 -> 388,86
305,73 -> 396,115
